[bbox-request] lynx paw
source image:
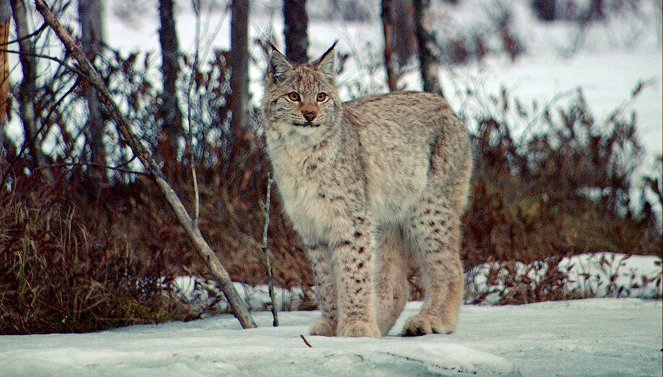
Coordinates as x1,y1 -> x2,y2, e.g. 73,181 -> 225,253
337,320 -> 381,338
310,318 -> 336,337
402,314 -> 454,337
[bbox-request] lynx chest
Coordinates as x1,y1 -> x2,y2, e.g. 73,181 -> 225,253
269,146 -> 350,245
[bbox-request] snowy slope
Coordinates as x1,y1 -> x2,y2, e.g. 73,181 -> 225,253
1,299 -> 660,376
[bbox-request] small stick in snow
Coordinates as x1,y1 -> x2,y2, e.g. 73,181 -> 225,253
262,173 -> 279,327
300,334 -> 313,348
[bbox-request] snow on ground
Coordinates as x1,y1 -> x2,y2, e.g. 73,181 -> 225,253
0,298 -> 660,376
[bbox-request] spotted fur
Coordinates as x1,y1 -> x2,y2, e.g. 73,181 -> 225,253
262,44 -> 472,337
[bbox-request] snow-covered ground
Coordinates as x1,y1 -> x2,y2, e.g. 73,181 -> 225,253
1,298 -> 660,376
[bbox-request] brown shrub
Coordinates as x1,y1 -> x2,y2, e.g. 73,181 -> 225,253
0,181 -> 196,335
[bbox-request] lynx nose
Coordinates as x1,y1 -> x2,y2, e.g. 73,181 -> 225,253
303,110 -> 317,122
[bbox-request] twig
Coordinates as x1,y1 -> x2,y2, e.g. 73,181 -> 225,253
300,334 -> 313,348
37,160 -> 147,176
262,173 -> 279,327
34,0 -> 257,330
188,0 -> 201,225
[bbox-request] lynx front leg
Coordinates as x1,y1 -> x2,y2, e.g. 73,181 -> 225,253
403,203 -> 464,336
308,245 -> 337,336
332,216 -> 381,338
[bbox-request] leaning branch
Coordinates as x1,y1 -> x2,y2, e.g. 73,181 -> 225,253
261,174 -> 278,327
34,0 -> 257,329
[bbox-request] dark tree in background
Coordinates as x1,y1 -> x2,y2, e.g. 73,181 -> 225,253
10,0 -> 53,181
381,0 -> 398,91
78,0 -> 106,180
382,0 -> 417,92
158,0 -> 183,177
230,0 -> 249,137
283,0 -> 309,64
588,0 -> 605,20
413,0 -> 444,97
532,0 -> 557,21
0,0 -> 10,152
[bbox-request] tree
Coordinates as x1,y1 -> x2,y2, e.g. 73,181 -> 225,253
413,0 -> 444,97
283,0 -> 309,64
381,0 -> 398,91
78,0 -> 106,180
158,0 -> 183,177
531,0 -> 556,22
230,0 -> 249,138
10,0 -> 53,181
0,0 -> 10,155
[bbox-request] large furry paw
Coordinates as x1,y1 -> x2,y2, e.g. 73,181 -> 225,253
309,318 -> 336,337
402,314 -> 455,337
337,320 -> 381,338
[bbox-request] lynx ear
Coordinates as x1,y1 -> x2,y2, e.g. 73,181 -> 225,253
268,44 -> 293,83
314,41 -> 337,81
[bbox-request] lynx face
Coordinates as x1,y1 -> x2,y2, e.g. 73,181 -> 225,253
263,45 -> 341,143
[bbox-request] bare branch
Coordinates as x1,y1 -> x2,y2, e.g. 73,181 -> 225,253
262,173 -> 278,327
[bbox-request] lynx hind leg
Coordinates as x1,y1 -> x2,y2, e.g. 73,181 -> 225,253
403,199 -> 464,337
308,245 -> 337,336
375,225 -> 410,336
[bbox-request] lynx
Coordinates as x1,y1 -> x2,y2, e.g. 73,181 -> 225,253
262,43 -> 473,338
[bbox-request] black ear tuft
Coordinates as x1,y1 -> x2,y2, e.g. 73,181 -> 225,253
268,44 -> 293,83
314,41 -> 338,81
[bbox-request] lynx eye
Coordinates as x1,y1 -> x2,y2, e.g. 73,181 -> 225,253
286,92 -> 301,102
316,92 -> 328,102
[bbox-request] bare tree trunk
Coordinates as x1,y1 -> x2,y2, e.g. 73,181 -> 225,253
532,0 -> 557,22
158,0 -> 183,178
394,0 -> 417,66
0,0 -> 10,155
588,0 -> 604,20
413,0 -> 444,97
11,0 -> 53,181
230,0 -> 249,138
283,0 -> 308,64
78,0 -> 106,181
35,0 -> 257,330
381,0 -> 398,92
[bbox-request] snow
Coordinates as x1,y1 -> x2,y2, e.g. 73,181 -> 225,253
1,298 -> 659,376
